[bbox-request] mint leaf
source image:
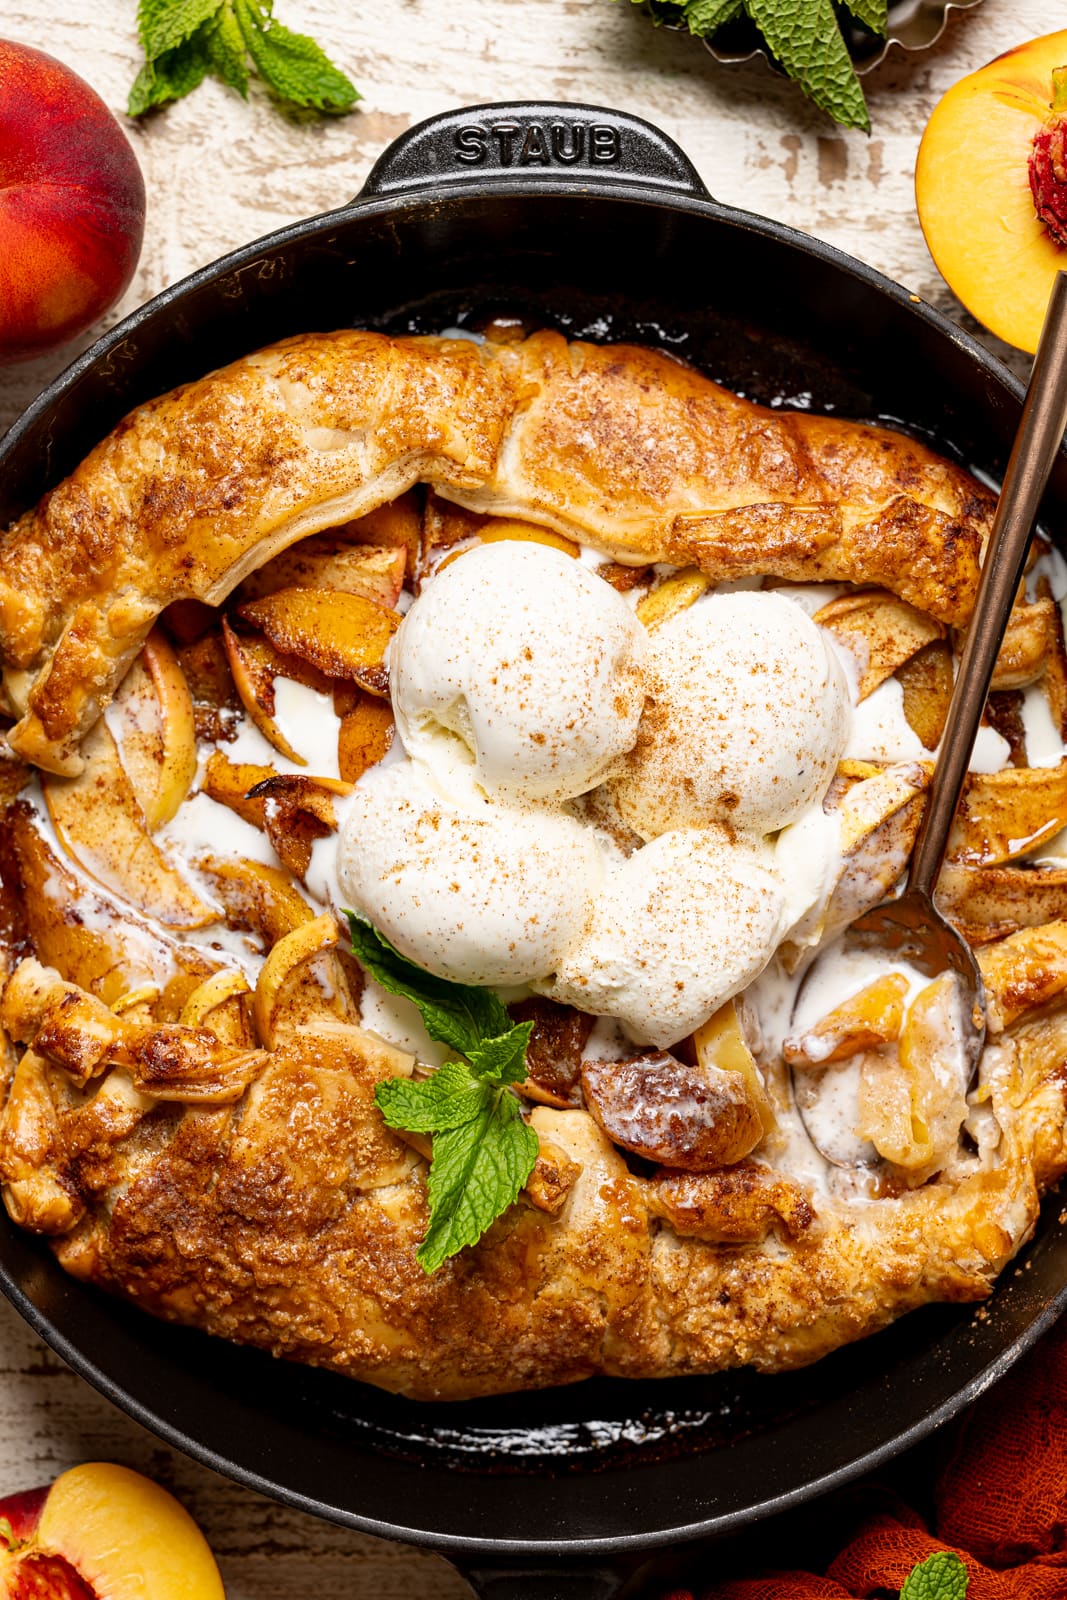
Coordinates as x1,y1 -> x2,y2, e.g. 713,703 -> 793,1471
347,913 -> 512,1055
376,1059 -> 491,1133
356,914 -> 539,1272
234,0 -> 359,112
744,0 -> 871,131
204,4 -> 249,95
417,1089 -> 539,1273
127,26 -> 211,115
682,0 -> 743,34
900,1552 -> 969,1600
128,0 -> 358,120
843,0 -> 887,32
138,0 -> 222,58
466,1023 -> 534,1086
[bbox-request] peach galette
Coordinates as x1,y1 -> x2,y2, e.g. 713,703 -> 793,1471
1,328 -> 1067,1399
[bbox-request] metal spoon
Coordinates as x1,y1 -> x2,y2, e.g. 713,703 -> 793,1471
796,271 -> 1067,1157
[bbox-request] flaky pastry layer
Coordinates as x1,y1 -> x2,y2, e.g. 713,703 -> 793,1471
0,330 -> 992,774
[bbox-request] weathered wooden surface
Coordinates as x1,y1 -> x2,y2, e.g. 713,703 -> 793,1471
0,0 -> 1059,1592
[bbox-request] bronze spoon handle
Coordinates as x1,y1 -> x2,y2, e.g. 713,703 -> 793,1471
908,270 -> 1067,901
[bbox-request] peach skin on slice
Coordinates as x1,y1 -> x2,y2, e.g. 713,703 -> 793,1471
201,750 -> 277,828
29,1462 -> 224,1600
221,615 -> 336,764
949,758 -> 1067,865
814,589 -> 944,702
107,627 -> 198,830
338,691 -> 394,783
236,586 -> 400,693
916,31 -> 1067,353
43,719 -> 217,930
237,540 -> 407,608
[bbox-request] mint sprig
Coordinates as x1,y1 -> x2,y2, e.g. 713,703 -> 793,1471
900,1552 -> 969,1600
349,915 -> 538,1275
637,0 -> 883,131
128,0 -> 359,119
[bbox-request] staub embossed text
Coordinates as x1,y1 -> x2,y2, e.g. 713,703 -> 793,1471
453,120 -> 621,167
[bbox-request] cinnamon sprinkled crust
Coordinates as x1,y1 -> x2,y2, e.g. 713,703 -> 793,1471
0,330 -> 991,775
3,328 -> 1065,1405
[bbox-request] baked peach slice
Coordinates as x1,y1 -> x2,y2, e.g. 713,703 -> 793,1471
477,517 -> 579,558
337,689 -> 394,783
784,974 -> 909,1069
244,772 -> 351,879
43,719 -> 216,930
237,540 -> 407,608
342,489 -> 422,578
815,590 -> 944,702
236,586 -> 400,695
0,1462 -> 224,1600
950,759 -> 1067,864
107,627 -> 197,829
221,616 -> 337,764
916,30 -> 1067,352
201,750 -> 277,827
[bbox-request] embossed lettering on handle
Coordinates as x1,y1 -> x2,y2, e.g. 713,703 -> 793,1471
359,101 -> 709,201
452,119 -> 622,169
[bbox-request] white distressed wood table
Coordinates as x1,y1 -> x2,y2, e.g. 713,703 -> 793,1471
0,0 -> 1060,1592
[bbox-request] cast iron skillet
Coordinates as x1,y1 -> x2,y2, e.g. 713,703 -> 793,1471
2,103 -> 1067,1599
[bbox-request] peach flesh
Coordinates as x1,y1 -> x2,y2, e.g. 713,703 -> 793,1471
0,1463 -> 224,1600
916,30 -> 1067,354
0,40 -> 145,363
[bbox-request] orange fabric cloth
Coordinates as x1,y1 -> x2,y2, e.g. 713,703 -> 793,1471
685,1315 -> 1067,1599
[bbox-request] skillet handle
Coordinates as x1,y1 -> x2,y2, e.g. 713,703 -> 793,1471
453,1559 -> 632,1599
359,102 -> 710,202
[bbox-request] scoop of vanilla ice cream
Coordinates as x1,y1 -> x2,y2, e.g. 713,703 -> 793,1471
605,591 -> 850,838
337,754 -> 604,988
536,825 -> 787,1047
391,541 -> 647,802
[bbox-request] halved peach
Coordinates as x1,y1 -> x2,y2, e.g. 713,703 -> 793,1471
0,1462 -> 224,1600
236,586 -> 400,692
916,31 -> 1067,353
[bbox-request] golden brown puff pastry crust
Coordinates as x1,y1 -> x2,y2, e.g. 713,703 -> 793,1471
0,330 -> 992,774
0,948 -> 1064,1401
0,326 -> 1055,1406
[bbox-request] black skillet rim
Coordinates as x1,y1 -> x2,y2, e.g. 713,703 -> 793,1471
2,125 -> 1065,1557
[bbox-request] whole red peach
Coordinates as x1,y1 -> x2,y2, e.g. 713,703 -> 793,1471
0,40 -> 145,364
